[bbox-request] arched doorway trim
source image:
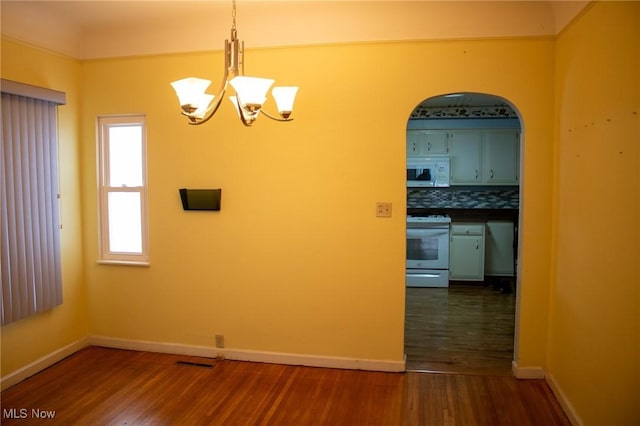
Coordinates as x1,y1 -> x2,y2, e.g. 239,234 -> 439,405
404,92 -> 524,374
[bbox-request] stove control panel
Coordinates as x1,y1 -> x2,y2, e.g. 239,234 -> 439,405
407,215 -> 451,224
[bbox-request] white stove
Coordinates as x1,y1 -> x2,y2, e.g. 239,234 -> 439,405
406,215 -> 451,287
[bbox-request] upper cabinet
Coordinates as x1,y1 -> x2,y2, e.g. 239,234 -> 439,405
424,130 -> 449,155
483,130 -> 520,185
449,130 -> 483,184
448,128 -> 519,186
407,126 -> 520,186
407,130 -> 449,157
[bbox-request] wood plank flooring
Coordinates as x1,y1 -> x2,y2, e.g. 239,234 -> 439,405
405,283 -> 516,375
1,346 -> 569,425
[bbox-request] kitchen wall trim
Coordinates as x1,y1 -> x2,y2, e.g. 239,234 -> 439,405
407,118 -> 520,130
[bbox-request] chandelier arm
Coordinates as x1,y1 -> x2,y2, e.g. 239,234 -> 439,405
259,109 -> 294,122
234,96 -> 255,127
186,81 -> 228,126
187,36 -> 237,126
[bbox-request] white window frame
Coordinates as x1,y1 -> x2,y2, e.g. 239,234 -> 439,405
97,115 -> 149,265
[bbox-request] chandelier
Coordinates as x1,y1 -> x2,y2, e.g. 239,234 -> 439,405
170,0 -> 298,126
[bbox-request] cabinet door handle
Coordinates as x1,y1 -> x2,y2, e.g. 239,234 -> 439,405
427,142 -> 431,151
490,169 -> 494,179
476,242 -> 479,250
475,169 -> 479,179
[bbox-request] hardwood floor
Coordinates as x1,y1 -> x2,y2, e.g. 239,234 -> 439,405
1,346 -> 569,425
405,282 -> 516,375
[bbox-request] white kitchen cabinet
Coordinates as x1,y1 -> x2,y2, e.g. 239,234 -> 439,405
407,130 -> 449,157
423,130 -> 449,155
409,127 -> 520,185
449,129 -> 519,186
485,221 -> 515,276
483,130 -> 520,184
448,130 -> 482,184
449,223 -> 485,281
406,130 -> 423,157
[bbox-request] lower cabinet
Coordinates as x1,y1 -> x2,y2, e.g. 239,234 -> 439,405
485,221 -> 515,276
449,223 -> 485,281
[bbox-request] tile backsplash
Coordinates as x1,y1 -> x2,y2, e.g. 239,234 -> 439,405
408,187 -> 519,209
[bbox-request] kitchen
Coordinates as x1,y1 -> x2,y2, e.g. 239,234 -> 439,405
404,92 -> 520,374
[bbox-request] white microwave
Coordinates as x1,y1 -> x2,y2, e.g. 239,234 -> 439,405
407,157 -> 450,187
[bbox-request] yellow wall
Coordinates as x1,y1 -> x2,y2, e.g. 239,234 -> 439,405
550,2 -> 640,424
80,38 -> 555,364
0,39 -> 87,374
3,23 -> 556,391
3,5 -> 639,423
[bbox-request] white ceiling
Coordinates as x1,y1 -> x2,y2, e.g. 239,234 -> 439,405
1,1 -> 590,60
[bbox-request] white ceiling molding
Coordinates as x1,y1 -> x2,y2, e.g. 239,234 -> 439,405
1,1 -> 589,60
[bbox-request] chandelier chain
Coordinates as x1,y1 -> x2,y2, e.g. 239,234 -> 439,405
232,0 -> 237,31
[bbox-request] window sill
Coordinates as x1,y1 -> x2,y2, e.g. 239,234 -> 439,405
97,260 -> 150,267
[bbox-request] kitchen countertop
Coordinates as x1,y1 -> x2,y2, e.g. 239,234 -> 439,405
407,207 -> 519,222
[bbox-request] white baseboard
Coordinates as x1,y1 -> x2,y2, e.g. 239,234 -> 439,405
1,336 -> 405,391
1,337 -> 90,391
89,336 -> 216,358
89,335 -> 406,372
546,371 -> 583,426
511,360 -> 545,379
221,347 -> 406,372
512,362 -> 580,424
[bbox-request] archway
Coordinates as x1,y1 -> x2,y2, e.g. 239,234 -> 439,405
404,92 -> 523,375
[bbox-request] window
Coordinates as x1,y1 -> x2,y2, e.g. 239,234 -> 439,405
97,115 -> 148,264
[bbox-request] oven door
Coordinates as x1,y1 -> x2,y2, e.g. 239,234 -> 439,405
406,227 -> 449,270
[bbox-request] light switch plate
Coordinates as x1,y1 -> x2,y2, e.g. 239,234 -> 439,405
376,202 -> 392,218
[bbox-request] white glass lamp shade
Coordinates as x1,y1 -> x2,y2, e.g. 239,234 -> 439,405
229,96 -> 259,123
229,96 -> 242,118
229,76 -> 274,109
170,77 -> 212,107
192,94 -> 215,118
272,86 -> 298,116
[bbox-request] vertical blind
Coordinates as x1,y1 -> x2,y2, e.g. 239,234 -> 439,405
1,80 -> 66,326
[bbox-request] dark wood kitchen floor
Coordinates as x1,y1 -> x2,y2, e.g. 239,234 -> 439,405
405,282 -> 516,375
